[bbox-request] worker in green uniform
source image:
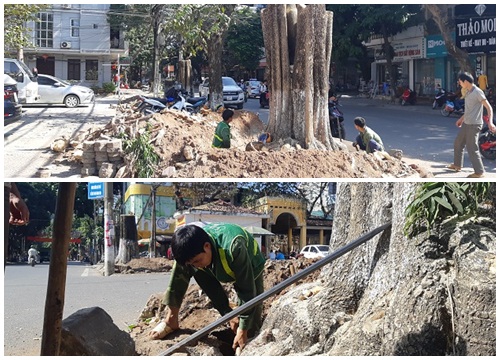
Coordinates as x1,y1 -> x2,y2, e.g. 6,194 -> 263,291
212,109 -> 234,148
150,223 -> 265,351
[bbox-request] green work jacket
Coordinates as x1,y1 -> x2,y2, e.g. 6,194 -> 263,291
165,223 -> 265,330
212,121 -> 231,148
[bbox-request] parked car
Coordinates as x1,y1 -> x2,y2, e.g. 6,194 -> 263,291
4,74 -> 22,122
199,78 -> 210,97
300,244 -> 330,259
245,79 -> 261,98
4,58 -> 40,104
198,77 -> 245,109
36,74 -> 95,107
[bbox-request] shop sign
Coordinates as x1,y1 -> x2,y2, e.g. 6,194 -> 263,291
374,38 -> 424,63
392,38 -> 424,62
455,4 -> 496,54
426,34 -> 454,58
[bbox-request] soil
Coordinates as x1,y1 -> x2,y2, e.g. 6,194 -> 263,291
67,97 -> 427,178
116,257 -> 323,356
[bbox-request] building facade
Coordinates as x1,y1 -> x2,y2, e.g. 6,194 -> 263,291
23,4 -> 127,87
364,4 -> 496,96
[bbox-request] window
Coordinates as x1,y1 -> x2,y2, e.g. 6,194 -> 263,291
68,59 -> 81,80
35,12 -> 54,48
70,19 -> 80,37
85,60 -> 98,81
37,76 -> 55,86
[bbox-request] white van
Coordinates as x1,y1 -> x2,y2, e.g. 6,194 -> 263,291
4,58 -> 40,104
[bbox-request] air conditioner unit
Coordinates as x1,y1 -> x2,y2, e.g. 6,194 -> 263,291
61,42 -> 72,49
61,4 -> 71,9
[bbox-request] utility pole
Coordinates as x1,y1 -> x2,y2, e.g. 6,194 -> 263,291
152,5 -> 165,97
149,184 -> 161,258
104,183 -> 115,276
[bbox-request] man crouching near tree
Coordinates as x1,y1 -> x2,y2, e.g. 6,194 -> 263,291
149,223 -> 265,351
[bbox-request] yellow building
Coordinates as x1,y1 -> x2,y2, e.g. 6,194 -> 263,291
253,196 -> 331,253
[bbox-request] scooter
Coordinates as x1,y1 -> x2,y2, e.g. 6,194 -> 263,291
479,116 -> 496,160
401,88 -> 417,105
441,99 -> 464,117
328,95 -> 346,140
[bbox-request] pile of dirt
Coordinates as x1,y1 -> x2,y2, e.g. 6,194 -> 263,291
64,98 -> 425,178
123,257 -> 323,356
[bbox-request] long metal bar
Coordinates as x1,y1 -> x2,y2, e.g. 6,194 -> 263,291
158,222 -> 392,356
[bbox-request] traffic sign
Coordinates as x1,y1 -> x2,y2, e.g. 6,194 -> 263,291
88,182 -> 105,199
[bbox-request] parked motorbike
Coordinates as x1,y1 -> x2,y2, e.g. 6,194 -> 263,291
136,96 -> 167,115
441,99 -> 464,117
401,88 -> 417,106
328,95 -> 346,140
479,116 -> 496,160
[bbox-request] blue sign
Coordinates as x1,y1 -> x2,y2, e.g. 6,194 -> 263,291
88,182 -> 105,199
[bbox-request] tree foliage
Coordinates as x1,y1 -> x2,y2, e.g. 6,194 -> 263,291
4,4 -> 47,54
404,182 -> 493,237
224,8 -> 265,75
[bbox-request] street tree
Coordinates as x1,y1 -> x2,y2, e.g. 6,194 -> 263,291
4,4 -> 47,60
358,5 -> 421,101
423,4 -> 474,74
261,5 -> 336,150
224,8 -> 265,79
325,5 -> 372,85
171,5 -> 236,108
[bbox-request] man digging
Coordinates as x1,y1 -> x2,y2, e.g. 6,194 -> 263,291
150,223 -> 265,351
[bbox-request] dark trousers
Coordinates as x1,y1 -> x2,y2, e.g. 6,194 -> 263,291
355,135 -> 383,153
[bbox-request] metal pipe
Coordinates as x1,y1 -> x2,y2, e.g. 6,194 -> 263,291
158,222 -> 392,356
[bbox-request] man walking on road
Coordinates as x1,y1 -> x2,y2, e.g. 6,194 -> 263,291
150,223 -> 265,351
447,72 -> 495,178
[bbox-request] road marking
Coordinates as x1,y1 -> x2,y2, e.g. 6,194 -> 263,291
81,268 -> 89,277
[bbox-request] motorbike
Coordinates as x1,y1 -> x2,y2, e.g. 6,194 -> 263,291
259,91 -> 270,108
479,116 -> 496,160
137,89 -> 207,115
29,255 -> 36,267
328,95 -> 346,140
441,99 -> 464,117
432,88 -> 450,109
401,88 -> 417,105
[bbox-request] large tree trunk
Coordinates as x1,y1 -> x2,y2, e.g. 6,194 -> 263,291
115,215 -> 138,265
178,60 -> 192,95
208,33 -> 224,110
262,5 -> 338,150
244,182 -> 496,356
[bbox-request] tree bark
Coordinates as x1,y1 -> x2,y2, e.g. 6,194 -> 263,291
178,60 -> 192,94
262,5 -> 339,150
116,215 -> 138,264
40,183 -> 77,356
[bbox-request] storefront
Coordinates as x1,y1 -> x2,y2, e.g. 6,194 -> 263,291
455,4 -> 496,89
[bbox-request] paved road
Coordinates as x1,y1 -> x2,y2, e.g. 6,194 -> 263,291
4,262 -> 170,356
4,96 -> 118,178
337,95 -> 496,178
4,91 -> 494,178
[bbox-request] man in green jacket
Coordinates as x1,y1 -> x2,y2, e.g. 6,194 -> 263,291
353,116 -> 384,154
212,109 -> 234,148
150,223 -> 265,351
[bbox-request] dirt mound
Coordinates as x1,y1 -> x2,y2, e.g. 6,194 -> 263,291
66,98 -> 423,178
126,257 -> 323,356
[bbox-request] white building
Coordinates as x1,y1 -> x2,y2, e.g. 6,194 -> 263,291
23,4 -> 127,87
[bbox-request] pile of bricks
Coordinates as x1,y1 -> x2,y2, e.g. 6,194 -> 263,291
80,139 -> 124,177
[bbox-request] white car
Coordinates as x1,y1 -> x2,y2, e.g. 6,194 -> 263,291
300,245 -> 330,259
36,74 -> 95,108
198,77 -> 245,109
